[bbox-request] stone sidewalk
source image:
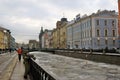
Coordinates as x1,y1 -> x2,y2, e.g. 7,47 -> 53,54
10,58 -> 30,80
0,52 -> 18,80
0,52 -> 30,80
10,59 -> 24,80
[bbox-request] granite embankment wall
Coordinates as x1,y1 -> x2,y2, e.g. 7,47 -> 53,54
54,51 -> 120,65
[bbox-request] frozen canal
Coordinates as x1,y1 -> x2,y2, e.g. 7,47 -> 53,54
30,51 -> 120,80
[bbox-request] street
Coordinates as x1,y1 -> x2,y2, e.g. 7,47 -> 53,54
0,52 -> 17,80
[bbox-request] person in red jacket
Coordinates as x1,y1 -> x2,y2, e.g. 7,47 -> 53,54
17,48 -> 22,61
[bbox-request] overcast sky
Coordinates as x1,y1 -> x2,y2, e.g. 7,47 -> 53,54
0,0 -> 118,44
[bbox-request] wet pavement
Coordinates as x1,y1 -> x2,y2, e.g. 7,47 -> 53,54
0,52 -> 17,80
10,59 -> 30,80
31,51 -> 120,80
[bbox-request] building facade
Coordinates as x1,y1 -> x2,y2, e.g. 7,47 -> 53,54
59,18 -> 68,49
0,26 -> 11,50
39,27 -> 44,49
51,28 -> 57,49
53,18 -> 68,49
41,29 -> 53,49
29,40 -> 39,50
67,10 -> 118,50
10,35 -> 16,50
118,0 -> 120,48
0,29 -> 4,49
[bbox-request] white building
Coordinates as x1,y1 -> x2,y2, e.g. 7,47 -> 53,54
67,10 -> 118,50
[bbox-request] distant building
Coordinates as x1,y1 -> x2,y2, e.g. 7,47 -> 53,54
10,35 -> 16,50
52,18 -> 68,49
59,18 -> 68,49
0,28 -> 5,50
39,27 -> 44,49
41,29 -> 53,49
118,0 -> 120,47
21,43 -> 29,50
0,26 -> 11,50
67,10 -> 118,50
29,40 -> 39,50
51,28 -> 57,48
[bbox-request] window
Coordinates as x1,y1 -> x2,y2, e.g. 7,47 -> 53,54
105,40 -> 108,45
96,20 -> 99,25
75,44 -> 78,48
105,29 -> 107,37
97,29 -> 100,37
97,39 -> 100,46
112,30 -> 115,37
112,20 -> 115,26
104,20 -> 107,26
113,40 -> 115,46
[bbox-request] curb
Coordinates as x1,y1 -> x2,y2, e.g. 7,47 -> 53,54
0,54 -> 18,80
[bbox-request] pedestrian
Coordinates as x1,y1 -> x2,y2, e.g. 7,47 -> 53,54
17,47 -> 22,61
23,51 -> 36,79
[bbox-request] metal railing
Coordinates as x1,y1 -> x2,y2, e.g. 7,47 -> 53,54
29,59 -> 56,80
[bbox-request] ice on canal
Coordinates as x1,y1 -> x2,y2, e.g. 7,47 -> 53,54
30,52 -> 120,80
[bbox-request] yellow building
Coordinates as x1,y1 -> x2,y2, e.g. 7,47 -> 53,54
0,30 -> 4,49
52,28 -> 58,48
51,18 -> 68,49
59,21 -> 67,49
56,21 -> 61,48
0,26 -> 11,50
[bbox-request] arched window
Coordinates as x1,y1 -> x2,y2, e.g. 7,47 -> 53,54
112,20 -> 115,26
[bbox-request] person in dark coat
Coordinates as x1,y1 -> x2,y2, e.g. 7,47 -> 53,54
17,48 -> 22,61
23,51 -> 36,79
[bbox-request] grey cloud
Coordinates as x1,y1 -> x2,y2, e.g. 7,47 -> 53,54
0,0 -> 117,43
0,0 -> 52,20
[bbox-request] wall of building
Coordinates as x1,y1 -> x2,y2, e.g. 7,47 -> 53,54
66,10 -> 118,50
0,31 -> 4,49
92,12 -> 118,49
67,21 -> 74,49
59,22 -> 67,49
118,0 -> 120,48
0,27 -> 11,50
10,35 -> 16,50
